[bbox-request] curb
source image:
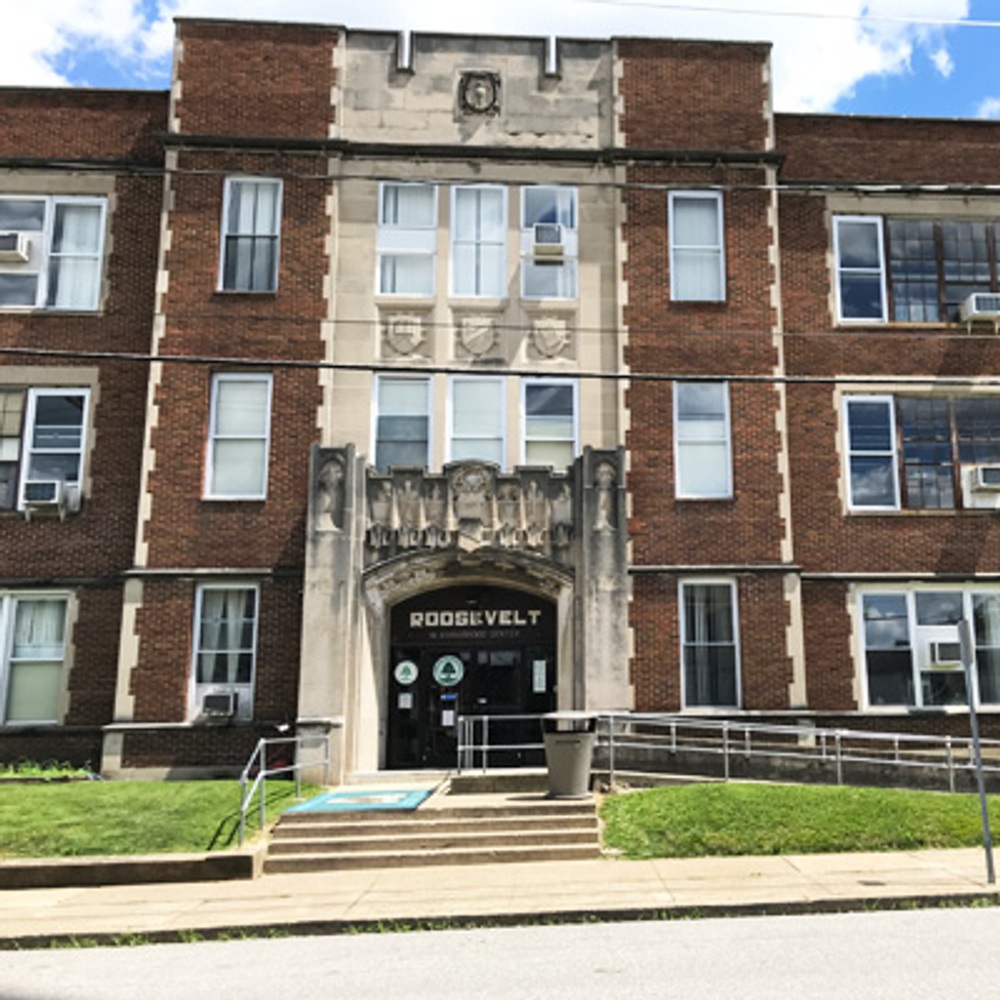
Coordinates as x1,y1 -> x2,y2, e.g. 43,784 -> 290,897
1,891 -> 998,950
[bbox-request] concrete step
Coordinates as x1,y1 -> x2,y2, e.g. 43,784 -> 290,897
274,805 -> 595,832
268,827 -> 599,855
262,842 -> 601,874
272,816 -> 598,840
278,802 -> 595,823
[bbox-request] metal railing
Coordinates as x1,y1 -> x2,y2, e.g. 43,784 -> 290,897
456,710 -> 1000,791
457,714 -> 547,772
237,733 -> 330,845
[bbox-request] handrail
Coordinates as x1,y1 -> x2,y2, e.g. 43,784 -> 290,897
456,710 -> 1000,791
237,733 -> 329,845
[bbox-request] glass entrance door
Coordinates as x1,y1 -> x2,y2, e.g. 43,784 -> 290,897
386,587 -> 556,770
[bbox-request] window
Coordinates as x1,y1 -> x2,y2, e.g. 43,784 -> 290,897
219,178 -> 282,292
680,580 -> 740,708
845,394 -> 1000,510
452,186 -> 507,297
861,588 -> 1000,708
669,192 -> 725,302
521,186 -> 578,299
674,382 -> 731,498
450,376 -> 505,466
377,183 -> 437,296
192,585 -> 257,721
835,215 -> 1000,323
374,376 -> 430,471
0,196 -> 106,310
0,594 -> 68,724
205,374 -> 272,500
0,388 -> 88,512
523,380 -> 577,467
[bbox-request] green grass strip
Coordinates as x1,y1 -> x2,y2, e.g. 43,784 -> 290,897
0,780 -> 320,858
600,782 -> 1000,859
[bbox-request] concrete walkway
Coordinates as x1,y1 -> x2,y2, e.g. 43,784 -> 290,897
0,846 -> 995,946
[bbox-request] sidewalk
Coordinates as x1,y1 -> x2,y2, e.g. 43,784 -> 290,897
0,847 -> 995,947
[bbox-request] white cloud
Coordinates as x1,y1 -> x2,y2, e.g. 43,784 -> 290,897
0,0 -> 973,113
976,97 -> 1000,119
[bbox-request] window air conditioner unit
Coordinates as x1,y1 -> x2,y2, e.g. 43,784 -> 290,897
202,691 -> 238,719
960,293 -> 1000,322
532,222 -> 565,259
973,465 -> 1000,490
928,641 -> 963,669
22,479 -> 65,519
0,231 -> 29,263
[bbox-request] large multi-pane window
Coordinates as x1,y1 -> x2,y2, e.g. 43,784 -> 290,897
205,374 -> 272,500
377,183 -> 437,296
674,382 -> 731,498
0,388 -> 88,512
451,186 -> 507,297
835,214 -> 1000,323
669,191 -> 725,302
520,186 -> 578,299
192,585 -> 257,721
0,196 -> 106,311
374,376 -> 431,471
845,394 -> 1000,510
680,580 -> 740,708
0,594 -> 68,724
450,376 -> 505,465
861,588 -> 1000,708
219,178 -> 282,292
522,380 -> 576,467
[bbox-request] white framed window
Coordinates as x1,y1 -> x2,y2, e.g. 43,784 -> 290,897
192,584 -> 258,721
374,376 -> 431,472
451,185 -> 507,298
669,191 -> 725,302
860,586 -> 1000,709
680,579 -> 740,708
449,375 -> 505,466
219,178 -> 282,292
377,183 -> 437,296
834,216 -> 887,322
522,379 -> 577,468
0,594 -> 68,724
16,387 -> 89,509
844,396 -> 899,510
205,374 -> 273,500
520,186 -> 578,299
674,382 -> 731,499
0,196 -> 106,311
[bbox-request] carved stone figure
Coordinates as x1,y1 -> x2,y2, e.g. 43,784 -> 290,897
316,455 -> 345,530
368,481 -> 395,550
524,480 -> 548,550
594,461 -> 616,533
551,482 -> 573,549
397,478 -> 423,548
496,482 -> 522,548
423,483 -> 450,548
451,463 -> 494,546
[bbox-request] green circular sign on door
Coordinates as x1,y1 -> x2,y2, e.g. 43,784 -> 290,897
433,655 -> 465,686
394,660 -> 419,686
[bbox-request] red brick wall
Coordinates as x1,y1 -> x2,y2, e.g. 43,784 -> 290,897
174,20 -> 337,139
0,91 -> 166,752
631,574 -> 792,711
618,39 -> 771,152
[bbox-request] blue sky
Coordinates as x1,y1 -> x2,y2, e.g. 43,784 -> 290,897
6,1 -> 1000,118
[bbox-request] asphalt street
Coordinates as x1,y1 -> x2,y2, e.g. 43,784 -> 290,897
3,907 -> 1000,1000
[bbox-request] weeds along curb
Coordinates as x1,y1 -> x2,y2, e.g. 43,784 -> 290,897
3,892 -> 999,950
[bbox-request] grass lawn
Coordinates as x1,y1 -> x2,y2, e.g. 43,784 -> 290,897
600,782 -> 1000,859
0,779 -> 319,859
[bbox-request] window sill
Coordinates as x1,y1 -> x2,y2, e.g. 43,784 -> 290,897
847,507 -> 997,516
520,298 -> 578,313
374,295 -> 435,310
201,496 -> 267,504
213,289 -> 279,298
448,297 -> 508,312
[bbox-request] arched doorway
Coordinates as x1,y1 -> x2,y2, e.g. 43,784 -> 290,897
386,585 -> 557,769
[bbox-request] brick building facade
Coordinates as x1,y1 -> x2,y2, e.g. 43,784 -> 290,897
2,17 -> 999,778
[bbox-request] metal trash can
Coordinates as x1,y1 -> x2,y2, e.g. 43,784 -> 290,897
542,711 -> 597,799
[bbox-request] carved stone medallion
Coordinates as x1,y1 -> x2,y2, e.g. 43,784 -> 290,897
531,316 -> 571,359
384,314 -> 425,357
457,316 -> 497,357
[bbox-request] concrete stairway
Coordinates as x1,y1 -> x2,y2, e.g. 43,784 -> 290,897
263,799 -> 601,874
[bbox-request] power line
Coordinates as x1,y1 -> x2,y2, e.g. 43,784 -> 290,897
6,344 -> 1000,389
